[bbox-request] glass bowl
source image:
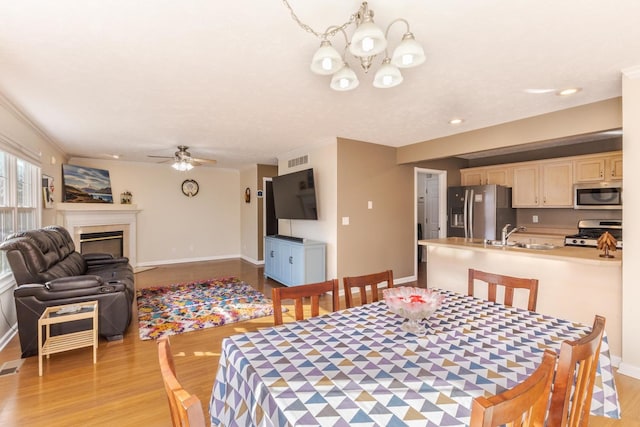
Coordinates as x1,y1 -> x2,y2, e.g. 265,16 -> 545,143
383,287 -> 444,336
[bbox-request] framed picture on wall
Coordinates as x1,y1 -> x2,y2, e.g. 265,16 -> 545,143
62,164 -> 113,203
42,174 -> 54,208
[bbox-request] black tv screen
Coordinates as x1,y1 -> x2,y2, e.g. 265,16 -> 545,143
272,168 -> 318,220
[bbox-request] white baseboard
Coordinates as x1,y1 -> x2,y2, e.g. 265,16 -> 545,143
0,324 -> 17,353
617,361 -> 640,380
136,254 -> 242,267
240,255 -> 263,265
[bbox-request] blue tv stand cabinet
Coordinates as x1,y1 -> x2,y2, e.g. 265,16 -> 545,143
264,235 -> 326,287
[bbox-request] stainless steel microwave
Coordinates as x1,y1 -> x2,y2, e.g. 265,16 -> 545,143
574,182 -> 622,210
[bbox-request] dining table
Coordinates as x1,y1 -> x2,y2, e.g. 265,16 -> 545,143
209,288 -> 620,427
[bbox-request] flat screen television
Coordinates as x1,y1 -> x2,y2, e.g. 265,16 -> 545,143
272,168 -> 318,220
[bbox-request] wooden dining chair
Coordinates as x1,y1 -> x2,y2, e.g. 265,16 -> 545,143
470,349 -> 556,427
157,337 -> 207,427
468,268 -> 539,311
343,269 -> 394,308
547,315 -> 606,427
271,279 -> 340,326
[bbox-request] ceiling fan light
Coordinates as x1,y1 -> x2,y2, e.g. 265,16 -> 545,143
391,33 -> 425,68
330,65 -> 360,91
373,59 -> 403,88
349,22 -> 387,57
310,41 -> 343,75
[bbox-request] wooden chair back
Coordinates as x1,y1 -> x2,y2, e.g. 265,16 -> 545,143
468,268 -> 539,311
470,350 -> 556,427
343,270 -> 394,308
547,315 -> 606,427
157,337 -> 207,427
271,279 -> 339,326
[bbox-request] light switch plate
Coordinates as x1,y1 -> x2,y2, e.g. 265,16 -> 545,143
342,216 -> 349,225
368,201 -> 373,209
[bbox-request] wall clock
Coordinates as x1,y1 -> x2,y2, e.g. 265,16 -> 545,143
181,179 -> 199,197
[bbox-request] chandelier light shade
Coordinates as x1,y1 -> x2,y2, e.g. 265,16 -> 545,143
373,58 -> 403,88
310,40 -> 343,75
283,0 -> 425,91
330,64 -> 360,91
391,32 -> 426,68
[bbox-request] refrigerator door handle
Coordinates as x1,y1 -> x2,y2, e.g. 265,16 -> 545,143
463,189 -> 469,239
468,189 -> 474,239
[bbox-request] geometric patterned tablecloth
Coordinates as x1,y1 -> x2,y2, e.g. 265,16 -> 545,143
210,289 -> 620,427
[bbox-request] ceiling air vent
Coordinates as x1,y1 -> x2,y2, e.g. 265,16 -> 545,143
287,155 -> 308,169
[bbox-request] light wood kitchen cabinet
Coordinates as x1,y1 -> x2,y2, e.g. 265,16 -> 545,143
512,165 -> 539,207
512,161 -> 573,208
460,166 -> 513,186
573,152 -> 622,182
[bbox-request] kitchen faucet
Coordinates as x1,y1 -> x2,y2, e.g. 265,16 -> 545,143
501,224 -> 526,245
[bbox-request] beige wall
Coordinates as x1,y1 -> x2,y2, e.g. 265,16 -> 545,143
620,67 -> 640,378
240,166 -> 259,263
257,164 -> 278,261
337,138 -> 414,281
69,158 -> 241,266
397,98 -> 622,163
277,142 -> 338,280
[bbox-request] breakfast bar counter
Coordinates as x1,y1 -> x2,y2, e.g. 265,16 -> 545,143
420,237 -> 622,357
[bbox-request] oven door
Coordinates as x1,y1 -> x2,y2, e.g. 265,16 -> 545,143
574,183 -> 622,210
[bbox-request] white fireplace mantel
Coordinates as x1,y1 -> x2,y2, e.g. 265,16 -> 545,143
56,203 -> 141,267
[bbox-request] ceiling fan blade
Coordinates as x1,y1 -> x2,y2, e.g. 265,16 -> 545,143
147,155 -> 173,159
192,157 -> 217,165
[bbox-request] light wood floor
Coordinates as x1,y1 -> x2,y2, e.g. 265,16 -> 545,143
0,259 -> 638,426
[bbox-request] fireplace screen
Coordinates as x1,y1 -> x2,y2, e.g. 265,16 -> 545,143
80,231 -> 124,258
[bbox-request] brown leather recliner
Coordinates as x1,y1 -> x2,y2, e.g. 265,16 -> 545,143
0,225 -> 134,357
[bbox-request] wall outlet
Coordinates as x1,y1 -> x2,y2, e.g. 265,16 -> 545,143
342,216 -> 350,225
367,201 -> 373,209
532,215 -> 539,223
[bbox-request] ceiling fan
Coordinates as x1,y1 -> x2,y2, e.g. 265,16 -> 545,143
148,145 -> 216,170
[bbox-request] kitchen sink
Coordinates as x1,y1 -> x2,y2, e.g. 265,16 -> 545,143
515,243 -> 556,250
479,240 -> 556,250
483,240 -> 517,247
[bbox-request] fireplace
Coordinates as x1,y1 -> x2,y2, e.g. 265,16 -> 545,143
56,204 -> 141,266
80,230 -> 124,258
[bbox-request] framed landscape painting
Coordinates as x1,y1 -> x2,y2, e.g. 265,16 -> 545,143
62,164 -> 113,203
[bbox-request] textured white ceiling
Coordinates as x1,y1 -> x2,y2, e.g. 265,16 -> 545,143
0,0 -> 639,168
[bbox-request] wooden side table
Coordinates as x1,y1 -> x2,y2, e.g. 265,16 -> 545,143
38,301 -> 99,376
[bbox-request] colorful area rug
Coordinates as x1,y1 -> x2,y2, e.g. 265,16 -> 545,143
136,276 -> 277,340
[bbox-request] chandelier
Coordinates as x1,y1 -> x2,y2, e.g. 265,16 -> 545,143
283,1 -> 426,91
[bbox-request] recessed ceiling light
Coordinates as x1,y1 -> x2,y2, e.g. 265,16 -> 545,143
449,118 -> 463,125
524,88 -> 555,94
557,87 -> 581,96
111,154 -> 120,159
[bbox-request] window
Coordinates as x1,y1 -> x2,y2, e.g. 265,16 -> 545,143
0,150 -> 40,277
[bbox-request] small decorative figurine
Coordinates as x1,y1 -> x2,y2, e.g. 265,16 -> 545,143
597,231 -> 617,258
120,191 -> 132,204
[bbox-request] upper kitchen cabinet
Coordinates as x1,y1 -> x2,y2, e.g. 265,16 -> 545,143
460,165 -> 513,186
512,160 -> 573,208
573,151 -> 622,182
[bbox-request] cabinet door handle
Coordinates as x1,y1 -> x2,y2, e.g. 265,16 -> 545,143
289,256 -> 293,264
611,169 -> 615,176
270,250 -> 274,257
601,170 -> 604,178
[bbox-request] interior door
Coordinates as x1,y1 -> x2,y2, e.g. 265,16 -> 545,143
425,176 -> 440,238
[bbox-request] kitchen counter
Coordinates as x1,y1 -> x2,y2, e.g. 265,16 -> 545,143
421,237 -> 622,357
419,237 -> 621,265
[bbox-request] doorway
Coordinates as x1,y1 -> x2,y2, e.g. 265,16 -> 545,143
414,168 -> 447,283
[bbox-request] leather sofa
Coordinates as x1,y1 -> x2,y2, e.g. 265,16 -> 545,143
0,225 -> 134,357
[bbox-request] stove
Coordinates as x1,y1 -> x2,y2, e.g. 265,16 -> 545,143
564,219 -> 622,249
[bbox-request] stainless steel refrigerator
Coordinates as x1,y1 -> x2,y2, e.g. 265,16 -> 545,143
447,185 -> 516,241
